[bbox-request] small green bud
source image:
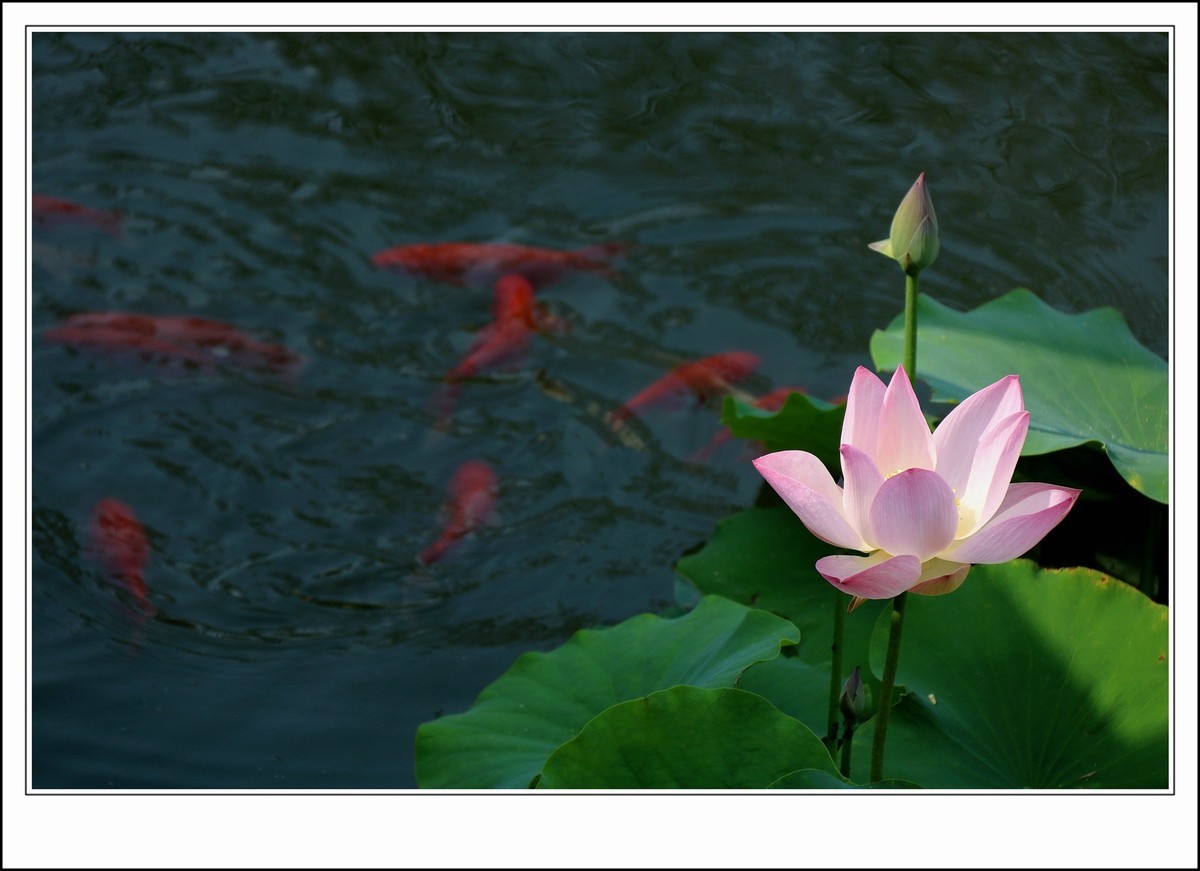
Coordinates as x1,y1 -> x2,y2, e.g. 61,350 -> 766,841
869,172 -> 939,275
839,666 -> 870,724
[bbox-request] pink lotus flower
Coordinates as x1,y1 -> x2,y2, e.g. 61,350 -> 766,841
753,366 -> 1080,600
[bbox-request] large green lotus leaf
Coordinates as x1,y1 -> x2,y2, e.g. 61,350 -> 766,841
736,656 -> 830,736
676,506 -> 888,691
414,596 -> 799,788
852,561 -> 1168,788
720,392 -> 845,472
538,686 -> 838,789
676,507 -> 837,642
870,289 -> 1168,503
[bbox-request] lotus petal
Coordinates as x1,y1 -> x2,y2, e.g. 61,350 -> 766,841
869,468 -> 959,561
816,551 -> 923,599
841,367 -> 886,460
952,411 -> 1029,537
876,366 -> 935,475
908,559 -> 972,596
941,483 -> 1081,564
753,451 -> 867,551
934,375 -> 1024,494
840,443 -> 884,550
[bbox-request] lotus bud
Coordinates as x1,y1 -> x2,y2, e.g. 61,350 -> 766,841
838,666 -> 870,724
869,172 -> 939,275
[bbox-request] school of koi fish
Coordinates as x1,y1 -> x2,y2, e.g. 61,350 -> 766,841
37,192 -> 835,621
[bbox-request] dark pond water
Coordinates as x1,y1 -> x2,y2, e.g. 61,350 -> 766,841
30,31 -> 1168,789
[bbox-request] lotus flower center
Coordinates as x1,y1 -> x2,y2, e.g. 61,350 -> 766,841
955,498 -> 976,539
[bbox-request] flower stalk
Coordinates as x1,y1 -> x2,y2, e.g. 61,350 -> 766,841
824,591 -> 846,750
840,721 -> 856,778
838,665 -> 867,779
903,271 -> 918,378
870,589 -> 908,781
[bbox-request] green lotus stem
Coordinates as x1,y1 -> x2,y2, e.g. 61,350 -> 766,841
871,590 -> 909,782
903,271 -> 918,376
825,591 -> 846,749
839,721 -> 855,779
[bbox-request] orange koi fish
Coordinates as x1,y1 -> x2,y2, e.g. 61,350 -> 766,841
446,318 -> 533,383
450,274 -> 571,377
89,498 -> 156,617
444,276 -> 536,393
691,385 -> 808,463
33,194 -> 124,238
372,240 -> 623,288
431,275 -> 568,424
490,272 -> 572,334
608,351 -> 761,430
417,460 -> 498,565
490,272 -> 537,325
44,312 -> 304,380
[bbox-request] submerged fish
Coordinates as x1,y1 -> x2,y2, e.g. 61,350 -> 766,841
459,272 -> 545,375
417,460 -> 498,566
32,194 -> 124,238
88,498 -> 156,617
608,350 -> 761,430
489,273 -> 538,326
430,275 -> 568,424
449,274 -> 571,378
491,273 -> 572,334
371,240 -> 623,288
44,312 -> 304,380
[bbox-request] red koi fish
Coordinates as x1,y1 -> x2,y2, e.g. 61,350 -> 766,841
691,385 -> 809,463
33,194 -> 124,238
490,273 -> 571,334
445,276 -> 537,394
608,351 -> 761,430
44,312 -> 304,380
417,460 -> 498,565
89,498 -> 156,616
451,274 -> 571,377
372,240 -> 623,288
447,318 -> 533,383
490,272 -> 537,325
431,275 -> 568,424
